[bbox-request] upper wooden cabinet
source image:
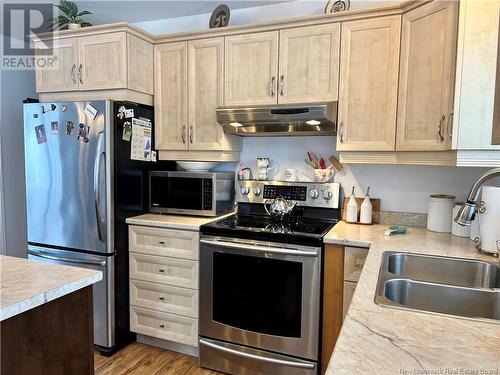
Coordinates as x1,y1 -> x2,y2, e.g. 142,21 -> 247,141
396,1 -> 458,151
337,16 -> 401,151
35,30 -> 153,95
154,38 -> 241,157
35,38 -> 78,92
154,42 -> 188,151
224,31 -> 279,106
278,24 -> 340,104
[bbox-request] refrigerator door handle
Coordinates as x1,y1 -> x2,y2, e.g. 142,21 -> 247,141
94,131 -> 106,242
28,250 -> 107,267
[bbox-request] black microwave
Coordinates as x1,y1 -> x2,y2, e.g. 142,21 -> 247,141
149,171 -> 235,217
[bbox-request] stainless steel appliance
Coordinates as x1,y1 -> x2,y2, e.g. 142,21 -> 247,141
199,180 -> 341,374
23,100 -> 175,354
217,102 -> 338,136
149,171 -> 235,216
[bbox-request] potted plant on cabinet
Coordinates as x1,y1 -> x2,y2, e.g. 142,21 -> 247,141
50,0 -> 92,30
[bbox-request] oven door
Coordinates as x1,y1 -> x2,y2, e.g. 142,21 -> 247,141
199,236 -> 321,361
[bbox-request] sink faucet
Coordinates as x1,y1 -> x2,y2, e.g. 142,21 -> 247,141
454,168 -> 500,226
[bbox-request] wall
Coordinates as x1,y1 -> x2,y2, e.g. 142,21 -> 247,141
135,0 -> 497,214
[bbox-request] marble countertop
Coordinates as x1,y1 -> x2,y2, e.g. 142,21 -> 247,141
0,255 -> 102,321
126,212 -> 234,231
324,221 -> 500,374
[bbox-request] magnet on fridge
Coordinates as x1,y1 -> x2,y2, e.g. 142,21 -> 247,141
61,105 -> 67,112
51,121 -> 58,135
35,124 -> 47,144
77,123 -> 90,143
122,121 -> 132,141
33,114 -> 39,118
151,150 -> 157,162
66,121 -> 74,135
84,104 -> 98,120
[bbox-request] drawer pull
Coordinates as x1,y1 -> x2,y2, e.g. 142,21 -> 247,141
159,324 -> 165,328
159,269 -> 166,273
158,241 -> 166,245
158,296 -> 165,301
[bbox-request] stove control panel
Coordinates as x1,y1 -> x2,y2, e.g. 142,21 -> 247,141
236,180 -> 340,209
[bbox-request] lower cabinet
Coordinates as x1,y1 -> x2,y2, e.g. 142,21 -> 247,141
129,225 -> 199,349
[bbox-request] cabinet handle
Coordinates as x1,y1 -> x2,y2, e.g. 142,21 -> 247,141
446,111 -> 454,139
71,64 -> 76,84
78,64 -> 83,84
270,76 -> 276,97
339,122 -> 344,143
437,114 -> 445,142
158,241 -> 165,245
189,125 -> 193,144
158,296 -> 165,301
159,268 -> 165,273
159,324 -> 165,328
181,125 -> 186,144
279,75 -> 284,96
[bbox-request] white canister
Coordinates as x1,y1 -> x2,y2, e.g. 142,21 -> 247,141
427,194 -> 455,233
477,186 -> 500,254
451,202 -> 471,237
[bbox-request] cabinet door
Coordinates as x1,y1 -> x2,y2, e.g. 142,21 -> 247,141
397,1 -> 459,151
35,38 -> 78,92
278,24 -> 340,104
337,16 -> 401,151
188,38 -> 225,150
224,31 -> 279,106
343,281 -> 357,320
77,32 -> 127,90
154,42 -> 188,150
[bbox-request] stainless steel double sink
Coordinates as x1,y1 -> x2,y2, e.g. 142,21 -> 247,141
375,252 -> 500,323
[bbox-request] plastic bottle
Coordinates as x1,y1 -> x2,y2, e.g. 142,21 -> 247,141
360,187 -> 373,224
346,186 -> 358,223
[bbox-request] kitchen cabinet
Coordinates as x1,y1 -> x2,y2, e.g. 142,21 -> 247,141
154,38 -> 241,159
396,1 -> 458,151
337,16 -> 401,151
35,38 -> 78,92
224,31 -> 279,106
452,0 -> 500,165
278,24 -> 340,104
322,244 -> 368,374
35,29 -> 153,96
129,225 -> 200,349
154,42 -> 188,151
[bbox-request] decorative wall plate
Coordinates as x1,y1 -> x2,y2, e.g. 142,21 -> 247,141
209,4 -> 230,28
325,0 -> 351,13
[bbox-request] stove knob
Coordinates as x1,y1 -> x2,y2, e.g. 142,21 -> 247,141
309,189 -> 319,199
253,187 -> 262,196
323,190 -> 333,200
240,186 -> 250,195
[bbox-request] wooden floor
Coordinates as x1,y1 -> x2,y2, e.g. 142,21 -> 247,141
94,342 -> 222,375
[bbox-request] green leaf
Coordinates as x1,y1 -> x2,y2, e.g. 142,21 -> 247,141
76,10 -> 92,16
78,21 -> 92,27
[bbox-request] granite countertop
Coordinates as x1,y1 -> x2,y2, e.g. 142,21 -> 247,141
0,255 -> 102,321
324,221 -> 500,374
126,212 -> 234,231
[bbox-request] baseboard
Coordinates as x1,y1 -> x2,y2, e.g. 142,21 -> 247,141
137,334 -> 199,357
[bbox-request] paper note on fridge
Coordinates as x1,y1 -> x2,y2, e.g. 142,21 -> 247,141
130,120 -> 152,162
84,104 -> 98,120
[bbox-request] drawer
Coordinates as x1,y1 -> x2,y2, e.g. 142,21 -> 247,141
343,281 -> 357,320
130,306 -> 198,347
129,225 -> 199,260
130,253 -> 198,289
130,279 -> 198,318
344,246 -> 369,282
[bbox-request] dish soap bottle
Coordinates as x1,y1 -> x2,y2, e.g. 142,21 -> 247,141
346,186 -> 358,223
360,187 -> 372,224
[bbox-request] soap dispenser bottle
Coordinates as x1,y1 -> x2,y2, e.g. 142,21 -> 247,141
360,187 -> 373,224
346,186 -> 358,223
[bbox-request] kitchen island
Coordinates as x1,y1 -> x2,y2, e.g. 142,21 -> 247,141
324,222 -> 500,374
0,255 -> 102,375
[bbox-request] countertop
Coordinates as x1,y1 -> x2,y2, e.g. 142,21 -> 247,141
0,255 -> 102,321
324,222 -> 500,374
126,212 -> 234,231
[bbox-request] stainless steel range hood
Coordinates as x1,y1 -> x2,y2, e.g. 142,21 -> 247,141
216,102 -> 338,136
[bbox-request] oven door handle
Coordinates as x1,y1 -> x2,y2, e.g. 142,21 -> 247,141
200,238 -> 319,257
199,339 -> 316,370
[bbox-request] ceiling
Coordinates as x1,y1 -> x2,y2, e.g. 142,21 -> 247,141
73,1 -> 294,25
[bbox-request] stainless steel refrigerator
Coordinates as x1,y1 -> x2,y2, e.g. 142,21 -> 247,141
23,100 -> 174,354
